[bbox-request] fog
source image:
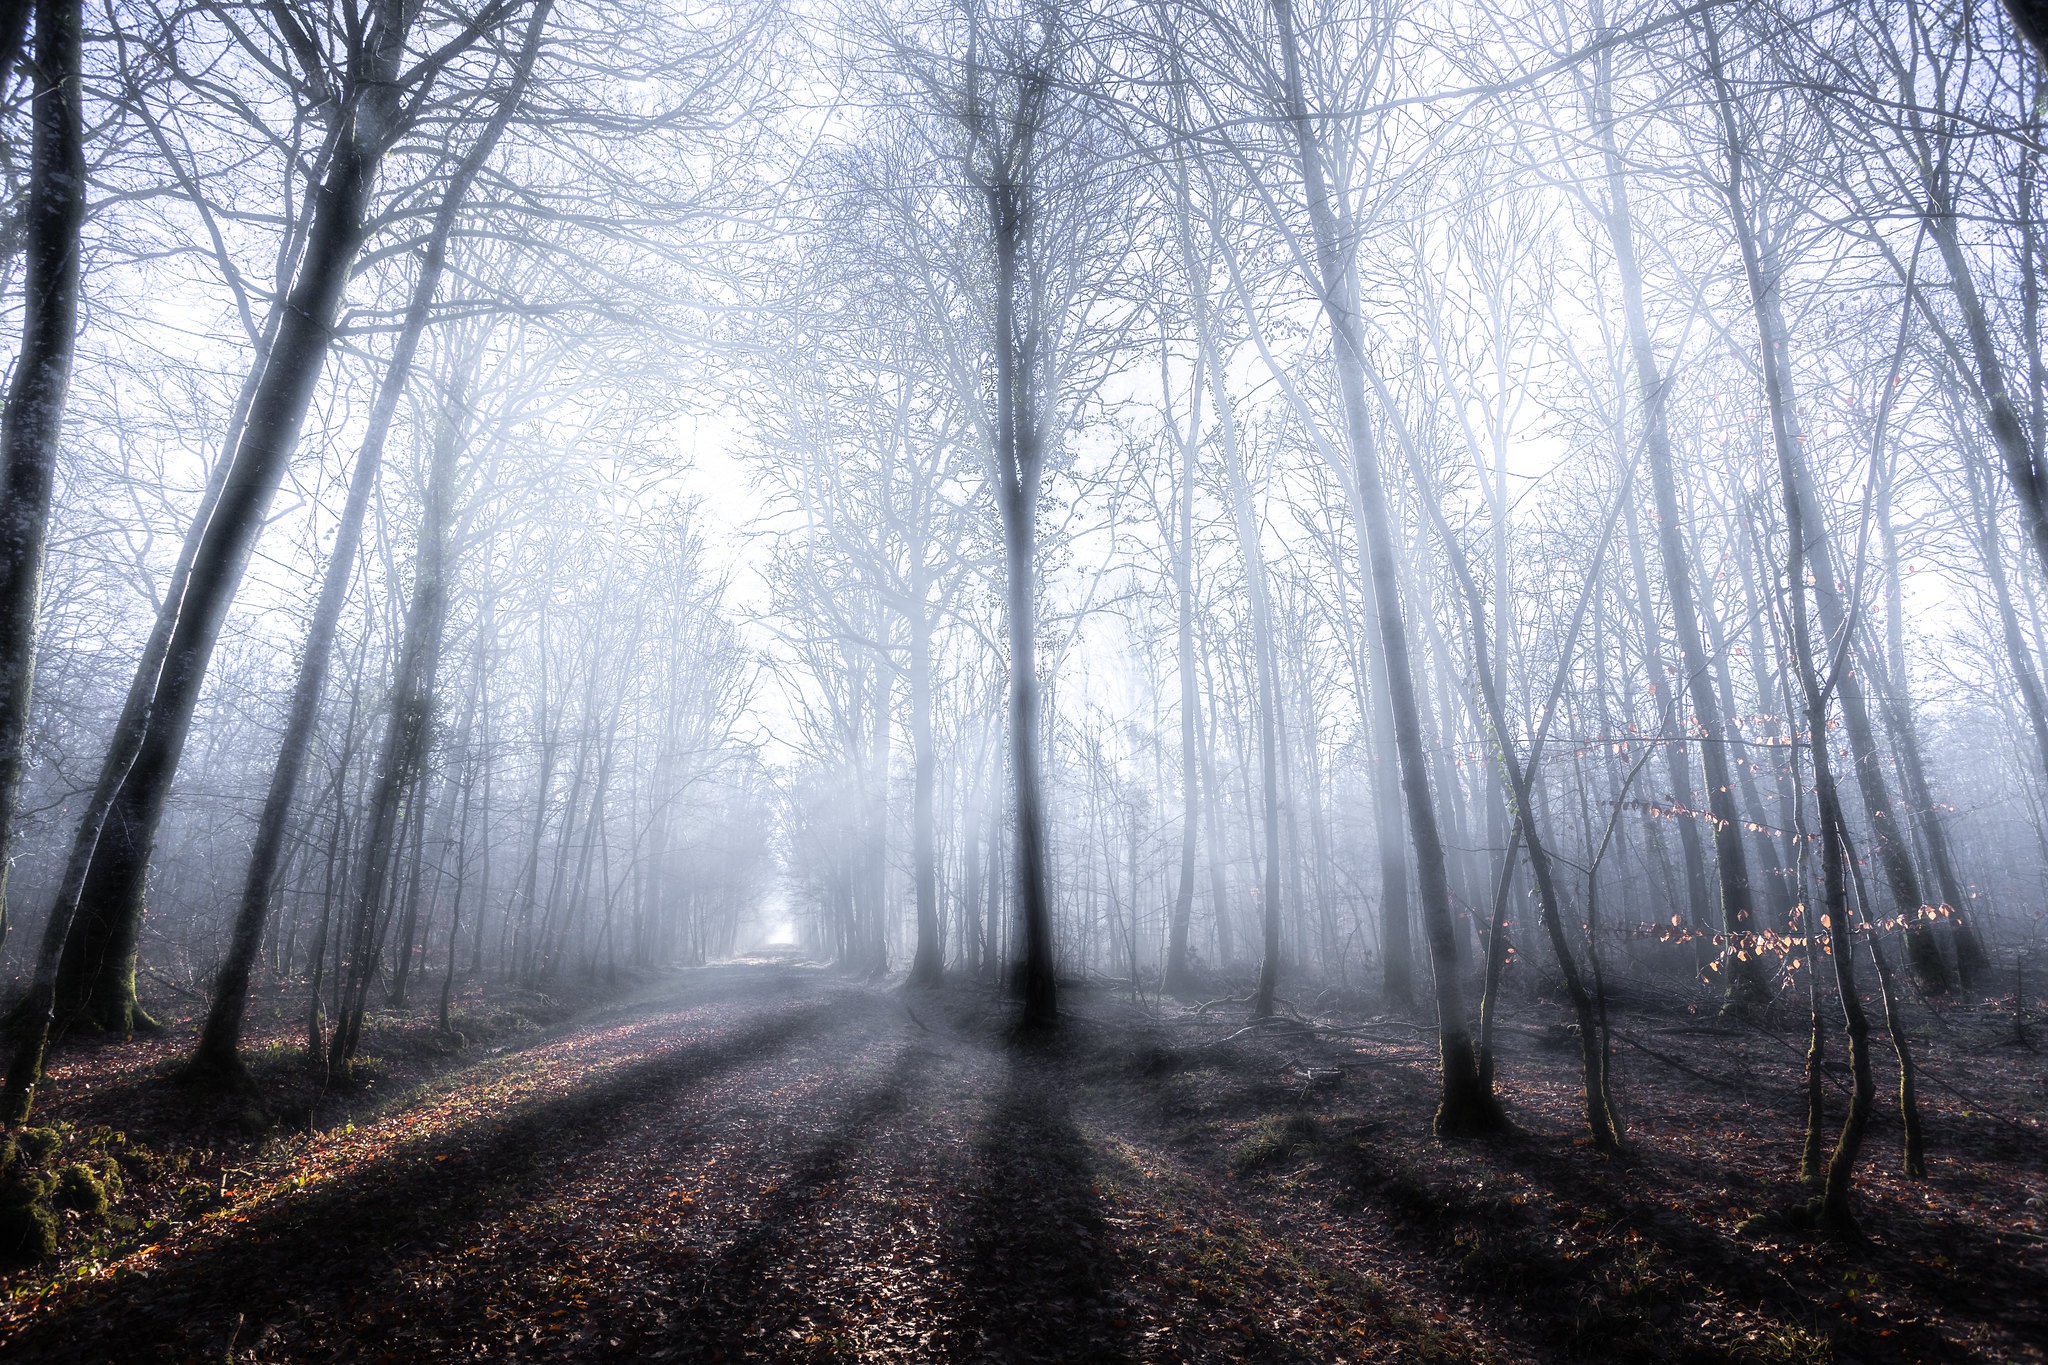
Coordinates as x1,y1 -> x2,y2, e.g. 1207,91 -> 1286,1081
0,0 -> 2041,1196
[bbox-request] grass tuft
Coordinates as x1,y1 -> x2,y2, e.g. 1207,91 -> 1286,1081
1229,1112 -> 1321,1174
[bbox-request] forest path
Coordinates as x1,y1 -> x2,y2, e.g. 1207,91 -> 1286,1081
0,960 -> 1499,1363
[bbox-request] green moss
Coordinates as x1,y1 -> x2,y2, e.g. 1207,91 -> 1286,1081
16,1126 -> 61,1166
0,1199 -> 56,1261
1,1173 -> 50,1206
1230,1112 -> 1322,1174
52,1163 -> 108,1215
0,1135 -> 16,1174
112,1144 -> 166,1184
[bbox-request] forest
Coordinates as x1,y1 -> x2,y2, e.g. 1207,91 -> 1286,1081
0,0 -> 2042,1359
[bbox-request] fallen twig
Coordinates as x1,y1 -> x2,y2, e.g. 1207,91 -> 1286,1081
143,970 -> 206,1001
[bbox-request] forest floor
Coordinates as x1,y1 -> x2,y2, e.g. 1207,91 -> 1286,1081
0,956 -> 2043,1363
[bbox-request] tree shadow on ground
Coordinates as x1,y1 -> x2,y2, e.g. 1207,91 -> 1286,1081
939,1036 -> 1135,1364
0,993 -> 841,1363
621,1044 -> 927,1360
1326,1101 -> 2026,1363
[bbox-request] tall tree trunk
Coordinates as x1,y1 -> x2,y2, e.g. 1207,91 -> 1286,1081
1271,0 -> 1498,1133
51,1 -> 419,1037
1708,24 -> 1874,1229
0,0 -> 88,1117
863,657 -> 892,973
439,747 -> 478,1034
1915,115 -> 2048,586
185,0 -> 548,1081
1623,497 -> 1716,956
1841,827 -> 1927,1178
387,790 -> 432,1006
1165,334 -> 1202,996
1704,36 -> 1951,994
1211,218 -> 1415,1010
1386,372 -> 1636,1146
907,607 -> 943,986
983,140 -> 1055,1027
1169,159 -> 1283,1018
1967,455 -> 2048,805
509,608 -> 559,980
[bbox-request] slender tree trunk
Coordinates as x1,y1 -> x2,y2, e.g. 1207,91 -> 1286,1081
387,791 -> 432,1006
1165,337 -> 1202,995
1201,691 -> 1234,970
329,362 -> 467,1073
1271,0 -> 1498,1133
960,767 -> 984,976
1396,396 -> 1632,1147
1622,498 -> 1716,956
1920,142 -> 2048,585
1841,827 -> 1927,1178
1211,217 -> 1414,1009
439,746 -> 477,1034
0,0 -> 83,960
1170,163 -> 1283,1017
1594,67 -> 1767,1004
1708,26 -> 1873,1228
1968,456 -> 2048,803
986,156 -> 1055,1027
908,608 -> 943,986
1704,35 -> 1950,994
863,657 -> 892,973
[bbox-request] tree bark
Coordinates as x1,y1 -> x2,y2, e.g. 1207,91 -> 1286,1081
1708,23 -> 1873,1228
1164,332 -> 1202,996
330,358 -> 468,1073
1704,33 -> 1951,993
1168,155 -> 1282,1018
0,0 -> 87,1117
907,607 -> 943,986
0,0 -> 83,961
969,47 -> 1058,1026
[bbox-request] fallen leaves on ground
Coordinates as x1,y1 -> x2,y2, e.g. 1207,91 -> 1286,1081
0,962 -> 2039,1363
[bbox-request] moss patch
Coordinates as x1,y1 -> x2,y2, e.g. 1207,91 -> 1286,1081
0,1121 -> 170,1267
52,1162 -> 109,1215
0,1199 -> 57,1262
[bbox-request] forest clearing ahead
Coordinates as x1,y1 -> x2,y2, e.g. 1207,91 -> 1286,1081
0,960 -> 2040,1364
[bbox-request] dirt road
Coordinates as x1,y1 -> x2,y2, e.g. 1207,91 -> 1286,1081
3,961 -> 2038,1362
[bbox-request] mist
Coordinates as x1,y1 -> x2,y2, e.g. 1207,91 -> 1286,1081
0,0 -> 2042,1357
